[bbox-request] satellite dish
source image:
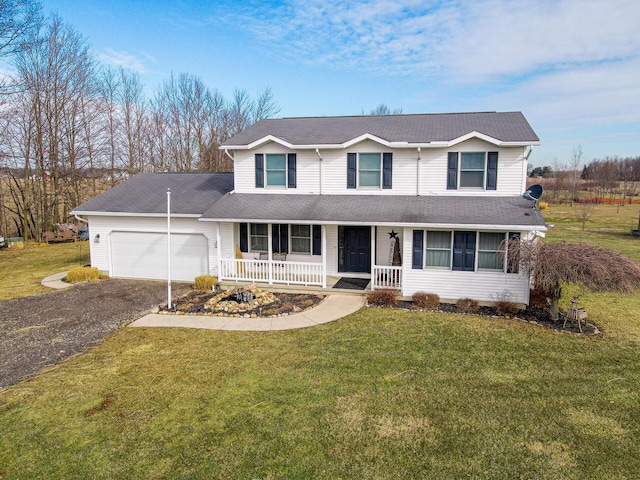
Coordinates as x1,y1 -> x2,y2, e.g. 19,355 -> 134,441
523,184 -> 543,201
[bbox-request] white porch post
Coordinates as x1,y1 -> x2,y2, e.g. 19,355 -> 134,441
267,223 -> 273,285
370,225 -> 375,286
216,223 -> 222,279
321,224 -> 327,288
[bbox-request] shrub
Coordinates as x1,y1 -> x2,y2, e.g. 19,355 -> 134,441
538,201 -> 548,210
412,292 -> 440,309
494,300 -> 521,316
66,266 -> 100,283
367,288 -> 399,307
456,297 -> 480,313
194,275 -> 218,290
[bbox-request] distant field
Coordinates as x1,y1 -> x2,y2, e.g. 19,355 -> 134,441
542,202 -> 640,259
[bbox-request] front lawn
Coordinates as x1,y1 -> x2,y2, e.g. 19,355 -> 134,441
1,306 -> 639,479
0,242 -> 90,300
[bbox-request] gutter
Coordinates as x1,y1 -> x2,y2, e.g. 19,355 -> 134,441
316,148 -> 323,195
74,214 -> 89,223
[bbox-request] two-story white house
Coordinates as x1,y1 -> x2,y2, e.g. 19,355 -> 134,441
72,112 -> 546,304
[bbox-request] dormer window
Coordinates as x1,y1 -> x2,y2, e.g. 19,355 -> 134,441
266,154 -> 286,186
347,152 -> 392,189
255,153 -> 296,188
447,152 -> 498,190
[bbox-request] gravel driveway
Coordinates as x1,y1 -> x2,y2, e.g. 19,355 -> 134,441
0,279 -> 191,389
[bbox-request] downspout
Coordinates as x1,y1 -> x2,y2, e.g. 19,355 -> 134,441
74,214 -> 89,223
316,148 -> 323,195
523,146 -> 533,193
416,147 -> 421,196
224,149 -> 234,162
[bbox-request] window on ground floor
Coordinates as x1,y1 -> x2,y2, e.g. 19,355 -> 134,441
240,223 -> 320,255
291,224 -> 311,254
426,231 -> 452,268
250,223 -> 268,252
413,229 -> 519,273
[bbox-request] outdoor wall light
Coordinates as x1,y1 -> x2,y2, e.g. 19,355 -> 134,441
94,234 -> 100,244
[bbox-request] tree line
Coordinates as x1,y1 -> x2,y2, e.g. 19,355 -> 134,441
530,155 -> 640,204
0,2 -> 279,240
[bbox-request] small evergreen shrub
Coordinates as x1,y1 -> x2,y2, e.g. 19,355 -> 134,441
367,288 -> 399,307
412,292 -> 440,309
194,275 -> 218,290
456,297 -> 480,313
66,266 -> 100,283
494,300 -> 521,316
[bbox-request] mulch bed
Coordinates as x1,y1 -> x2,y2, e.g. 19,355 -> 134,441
165,288 -> 598,335
163,290 -> 325,317
392,300 -> 599,335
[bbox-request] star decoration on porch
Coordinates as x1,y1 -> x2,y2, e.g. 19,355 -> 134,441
388,230 -> 398,239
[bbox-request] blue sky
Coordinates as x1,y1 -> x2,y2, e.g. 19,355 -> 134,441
40,0 -> 640,167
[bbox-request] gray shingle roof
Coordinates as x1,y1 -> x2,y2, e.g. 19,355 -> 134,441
72,173 -> 234,215
222,112 -> 539,147
201,193 -> 546,229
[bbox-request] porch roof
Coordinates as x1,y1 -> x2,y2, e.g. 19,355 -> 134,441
201,194 -> 547,230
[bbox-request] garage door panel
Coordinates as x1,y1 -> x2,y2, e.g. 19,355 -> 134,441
111,232 -> 208,281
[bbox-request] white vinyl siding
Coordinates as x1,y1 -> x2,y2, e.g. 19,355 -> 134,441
402,227 -> 530,303
420,139 -> 527,196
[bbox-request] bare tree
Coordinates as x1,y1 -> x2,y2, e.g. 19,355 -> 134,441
569,145 -> 583,206
579,201 -> 593,231
365,104 -> 403,115
511,240 -> 640,320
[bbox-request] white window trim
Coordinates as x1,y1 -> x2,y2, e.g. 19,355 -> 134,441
249,223 -> 268,252
290,224 -> 312,255
265,153 -> 287,189
424,230 -> 453,269
458,152 -> 487,190
477,231 -> 507,271
357,152 -> 383,189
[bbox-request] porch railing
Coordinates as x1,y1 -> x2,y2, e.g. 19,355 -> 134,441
371,265 -> 402,290
219,258 -> 324,287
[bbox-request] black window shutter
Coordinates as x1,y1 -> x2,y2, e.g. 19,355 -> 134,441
347,153 -> 357,188
287,153 -> 297,188
239,223 -> 248,252
453,231 -> 475,271
312,225 -> 321,256
255,154 -> 264,188
447,152 -> 458,190
486,152 -> 498,190
272,224 -> 288,254
412,230 -> 424,269
382,153 -> 393,189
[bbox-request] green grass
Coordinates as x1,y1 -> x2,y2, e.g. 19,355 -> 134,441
1,203 -> 640,478
0,241 -> 90,300
542,203 -> 640,259
1,309 -> 639,479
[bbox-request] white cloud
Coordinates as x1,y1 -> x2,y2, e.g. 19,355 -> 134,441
96,48 -> 156,74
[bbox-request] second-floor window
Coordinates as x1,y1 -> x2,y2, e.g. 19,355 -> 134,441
347,152 -> 392,189
255,153 -> 296,188
447,152 -> 498,190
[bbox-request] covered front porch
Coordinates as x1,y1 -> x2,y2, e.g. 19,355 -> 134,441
216,222 -> 403,291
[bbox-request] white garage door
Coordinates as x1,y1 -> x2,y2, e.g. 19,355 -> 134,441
111,232 -> 208,281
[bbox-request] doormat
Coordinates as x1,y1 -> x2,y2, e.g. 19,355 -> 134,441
333,277 -> 370,290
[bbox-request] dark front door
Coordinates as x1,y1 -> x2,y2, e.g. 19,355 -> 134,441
342,226 -> 371,273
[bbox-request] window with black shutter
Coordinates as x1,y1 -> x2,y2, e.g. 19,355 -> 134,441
486,152 -> 498,190
447,152 -> 458,189
255,154 -> 264,188
239,223 -> 248,252
452,231 -> 476,271
382,153 -> 392,189
347,153 -> 357,188
287,153 -> 297,188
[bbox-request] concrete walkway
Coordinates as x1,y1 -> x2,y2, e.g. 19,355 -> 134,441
129,294 -> 366,331
41,271 -> 72,289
